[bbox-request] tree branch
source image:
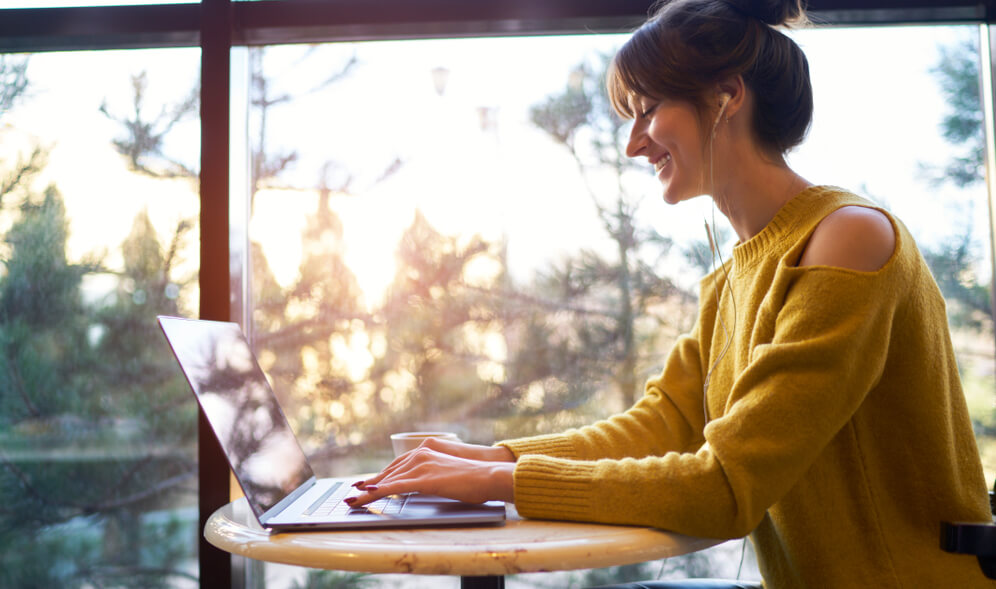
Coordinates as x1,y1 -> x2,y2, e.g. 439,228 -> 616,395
5,350 -> 40,418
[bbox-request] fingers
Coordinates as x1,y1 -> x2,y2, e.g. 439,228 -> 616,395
351,448 -> 421,490
346,479 -> 417,508
358,445 -> 429,488
349,467 -> 440,506
347,447 -> 437,506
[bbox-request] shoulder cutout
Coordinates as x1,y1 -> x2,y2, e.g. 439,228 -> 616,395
798,206 -> 896,272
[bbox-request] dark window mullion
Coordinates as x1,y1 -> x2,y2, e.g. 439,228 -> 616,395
199,0 -> 234,587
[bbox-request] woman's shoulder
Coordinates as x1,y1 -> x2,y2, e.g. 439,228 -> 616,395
798,204 -> 896,272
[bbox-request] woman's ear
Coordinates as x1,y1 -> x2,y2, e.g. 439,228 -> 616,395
715,75 -> 747,120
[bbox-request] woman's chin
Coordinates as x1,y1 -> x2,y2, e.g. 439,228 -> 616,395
661,188 -> 694,206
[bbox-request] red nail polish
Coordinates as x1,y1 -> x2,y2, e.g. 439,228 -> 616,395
364,485 -> 378,492
351,480 -> 365,488
344,497 -> 357,504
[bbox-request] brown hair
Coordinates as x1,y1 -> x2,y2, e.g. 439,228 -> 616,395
608,0 -> 813,156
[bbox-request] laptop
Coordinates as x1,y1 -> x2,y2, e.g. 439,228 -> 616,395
158,315 -> 506,531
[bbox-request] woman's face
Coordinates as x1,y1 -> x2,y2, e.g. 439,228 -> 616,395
625,95 -> 710,205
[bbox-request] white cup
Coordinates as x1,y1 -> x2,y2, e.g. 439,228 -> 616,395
390,431 -> 460,456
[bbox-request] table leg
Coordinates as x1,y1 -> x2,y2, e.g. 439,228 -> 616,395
460,575 -> 504,589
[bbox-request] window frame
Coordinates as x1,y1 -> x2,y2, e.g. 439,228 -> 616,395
0,0 -> 992,52
1,1 -> 994,587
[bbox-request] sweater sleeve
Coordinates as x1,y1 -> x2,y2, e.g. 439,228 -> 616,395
499,320 -> 707,462
510,263 -> 902,539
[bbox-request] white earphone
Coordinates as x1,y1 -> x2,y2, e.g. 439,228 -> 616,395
712,92 -> 732,133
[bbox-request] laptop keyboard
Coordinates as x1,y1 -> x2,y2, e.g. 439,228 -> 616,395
304,481 -> 412,517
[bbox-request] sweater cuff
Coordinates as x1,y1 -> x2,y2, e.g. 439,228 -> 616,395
496,433 -> 578,460
513,455 -> 596,520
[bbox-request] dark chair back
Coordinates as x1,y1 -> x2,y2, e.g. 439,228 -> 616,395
940,481 -> 996,579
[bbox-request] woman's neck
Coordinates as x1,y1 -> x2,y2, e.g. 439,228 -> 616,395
713,156 -> 811,242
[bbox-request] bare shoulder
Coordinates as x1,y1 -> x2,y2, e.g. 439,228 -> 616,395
798,206 -> 896,272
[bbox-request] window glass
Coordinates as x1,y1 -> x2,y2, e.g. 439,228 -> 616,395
0,49 -> 201,587
243,24 -> 992,586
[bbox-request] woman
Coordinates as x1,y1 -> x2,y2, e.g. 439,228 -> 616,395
349,0 -> 993,586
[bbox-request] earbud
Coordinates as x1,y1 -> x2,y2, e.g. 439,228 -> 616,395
712,93 -> 732,132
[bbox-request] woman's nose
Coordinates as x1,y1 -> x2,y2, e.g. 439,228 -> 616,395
625,122 -> 647,159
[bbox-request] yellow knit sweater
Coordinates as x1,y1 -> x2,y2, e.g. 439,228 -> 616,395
499,186 -> 992,588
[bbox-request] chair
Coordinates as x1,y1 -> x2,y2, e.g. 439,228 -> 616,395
940,480 -> 996,579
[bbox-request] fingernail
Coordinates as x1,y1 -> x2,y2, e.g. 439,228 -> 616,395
363,485 -> 378,492
344,497 -> 357,505
351,480 -> 365,488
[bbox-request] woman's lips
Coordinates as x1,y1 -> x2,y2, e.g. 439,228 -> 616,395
654,152 -> 672,176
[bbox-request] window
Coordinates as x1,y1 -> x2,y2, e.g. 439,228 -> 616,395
0,48 -> 201,587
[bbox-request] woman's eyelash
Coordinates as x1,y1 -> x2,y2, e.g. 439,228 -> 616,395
638,104 -> 657,118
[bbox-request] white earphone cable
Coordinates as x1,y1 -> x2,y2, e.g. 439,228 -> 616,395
701,95 -> 737,425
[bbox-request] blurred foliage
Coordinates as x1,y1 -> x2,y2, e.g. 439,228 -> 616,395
920,35 -> 984,189
525,54 -> 696,411
0,57 -> 198,587
920,32 -> 992,329
517,552 -> 719,588
922,229 -> 992,330
923,33 -> 996,479
290,569 -> 374,589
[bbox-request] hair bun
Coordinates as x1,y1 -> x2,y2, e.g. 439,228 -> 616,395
725,0 -> 807,27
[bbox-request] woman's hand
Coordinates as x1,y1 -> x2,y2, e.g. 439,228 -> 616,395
348,439 -> 516,507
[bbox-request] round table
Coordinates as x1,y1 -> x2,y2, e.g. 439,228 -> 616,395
205,497 -> 724,588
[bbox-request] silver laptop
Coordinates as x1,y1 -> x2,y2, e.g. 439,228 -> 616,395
158,315 -> 506,531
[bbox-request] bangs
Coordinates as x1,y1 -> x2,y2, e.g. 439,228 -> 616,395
606,30 -> 665,119
606,56 -> 637,119
606,20 -> 704,119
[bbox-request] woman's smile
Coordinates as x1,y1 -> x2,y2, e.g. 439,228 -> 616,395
653,152 -> 673,178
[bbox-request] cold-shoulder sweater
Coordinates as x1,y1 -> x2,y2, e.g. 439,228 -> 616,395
499,186 -> 992,588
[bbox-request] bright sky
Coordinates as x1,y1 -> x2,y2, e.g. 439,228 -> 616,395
1,23 -> 989,310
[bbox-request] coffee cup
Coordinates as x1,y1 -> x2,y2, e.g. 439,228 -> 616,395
390,431 -> 460,456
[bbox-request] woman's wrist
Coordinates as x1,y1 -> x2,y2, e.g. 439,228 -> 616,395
488,461 -> 516,503
490,444 -> 517,462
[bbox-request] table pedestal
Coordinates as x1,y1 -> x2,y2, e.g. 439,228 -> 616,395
462,576 -> 503,589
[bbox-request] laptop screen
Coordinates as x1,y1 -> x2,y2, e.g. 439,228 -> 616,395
159,316 -> 314,517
